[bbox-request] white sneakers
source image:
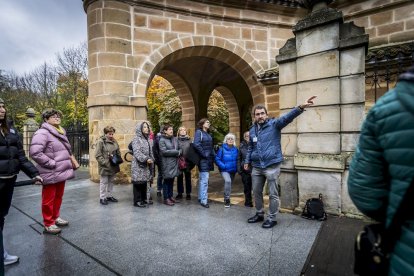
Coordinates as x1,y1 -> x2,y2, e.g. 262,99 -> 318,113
4,250 -> 19,266
44,224 -> 62,234
44,218 -> 68,234
55,217 -> 69,226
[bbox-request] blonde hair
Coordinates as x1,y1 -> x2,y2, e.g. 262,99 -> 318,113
177,126 -> 187,137
223,133 -> 237,146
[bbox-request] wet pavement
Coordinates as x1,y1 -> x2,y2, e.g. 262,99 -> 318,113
5,167 -> 322,275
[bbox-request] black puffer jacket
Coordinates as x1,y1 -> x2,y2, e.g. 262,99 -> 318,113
0,123 -> 39,178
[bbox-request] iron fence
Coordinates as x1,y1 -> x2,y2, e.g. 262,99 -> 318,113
365,42 -> 414,102
66,123 -> 89,167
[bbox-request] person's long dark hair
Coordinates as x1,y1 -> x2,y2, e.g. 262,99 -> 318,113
197,118 -> 210,132
141,122 -> 150,139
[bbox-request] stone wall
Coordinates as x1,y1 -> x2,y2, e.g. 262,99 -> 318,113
338,0 -> 414,47
85,0 -> 302,182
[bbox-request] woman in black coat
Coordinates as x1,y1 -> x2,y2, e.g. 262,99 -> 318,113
193,118 -> 214,208
0,98 -> 42,271
176,126 -> 193,200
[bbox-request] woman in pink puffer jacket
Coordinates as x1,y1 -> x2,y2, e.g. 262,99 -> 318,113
30,109 -> 75,235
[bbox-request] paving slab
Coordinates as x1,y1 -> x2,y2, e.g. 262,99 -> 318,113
4,168 -> 321,276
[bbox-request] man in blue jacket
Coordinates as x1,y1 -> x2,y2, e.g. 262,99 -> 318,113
244,96 -> 316,228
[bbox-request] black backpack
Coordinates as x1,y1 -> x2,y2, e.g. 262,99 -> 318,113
301,194 -> 327,221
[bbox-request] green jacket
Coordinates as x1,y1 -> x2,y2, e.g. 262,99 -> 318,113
348,80 -> 414,276
95,136 -> 121,176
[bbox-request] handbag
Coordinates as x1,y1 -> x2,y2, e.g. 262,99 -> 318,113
354,177 -> 414,275
178,155 -> 187,170
103,141 -> 123,166
70,155 -> 80,170
110,151 -> 123,166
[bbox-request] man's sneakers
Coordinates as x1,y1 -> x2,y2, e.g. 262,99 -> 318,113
44,224 -> 62,235
55,217 -> 69,227
224,199 -> 231,208
262,219 -> 277,229
4,250 -> 19,266
247,214 -> 264,223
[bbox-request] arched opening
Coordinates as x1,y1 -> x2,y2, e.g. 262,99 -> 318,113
142,42 -> 259,140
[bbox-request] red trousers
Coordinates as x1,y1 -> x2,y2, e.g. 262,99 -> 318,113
42,181 -> 65,227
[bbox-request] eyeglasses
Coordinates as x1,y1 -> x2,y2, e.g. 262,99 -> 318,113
227,138 -> 234,140
49,115 -> 61,119
255,112 -> 266,116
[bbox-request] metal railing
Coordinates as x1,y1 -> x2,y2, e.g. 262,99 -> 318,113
365,42 -> 414,103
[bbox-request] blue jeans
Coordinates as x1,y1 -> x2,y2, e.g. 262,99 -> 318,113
198,172 -> 209,204
251,163 -> 281,221
162,178 -> 174,200
221,172 -> 235,200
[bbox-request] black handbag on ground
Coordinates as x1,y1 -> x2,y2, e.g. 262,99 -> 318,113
354,177 -> 414,275
301,193 -> 327,221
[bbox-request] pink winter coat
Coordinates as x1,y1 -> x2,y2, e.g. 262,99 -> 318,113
30,123 -> 75,185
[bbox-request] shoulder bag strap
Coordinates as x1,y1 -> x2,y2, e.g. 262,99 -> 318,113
56,135 -> 72,156
385,176 -> 414,252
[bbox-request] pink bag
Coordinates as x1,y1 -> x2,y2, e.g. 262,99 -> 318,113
178,156 -> 187,170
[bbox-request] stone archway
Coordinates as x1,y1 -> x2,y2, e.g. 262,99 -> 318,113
140,36 -> 262,138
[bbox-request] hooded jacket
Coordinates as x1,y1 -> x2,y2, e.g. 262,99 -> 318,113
0,122 -> 39,178
348,67 -> 414,276
95,135 -> 121,176
30,123 -> 74,185
131,122 -> 154,183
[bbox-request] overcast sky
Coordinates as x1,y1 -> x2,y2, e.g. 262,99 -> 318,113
0,0 -> 87,75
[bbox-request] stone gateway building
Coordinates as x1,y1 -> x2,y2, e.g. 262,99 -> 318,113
82,0 -> 414,217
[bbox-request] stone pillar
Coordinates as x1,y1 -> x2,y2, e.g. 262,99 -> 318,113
22,108 -> 39,157
276,1 -> 368,215
87,0 -> 145,183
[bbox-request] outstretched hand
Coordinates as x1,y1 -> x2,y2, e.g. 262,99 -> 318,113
299,96 -> 317,109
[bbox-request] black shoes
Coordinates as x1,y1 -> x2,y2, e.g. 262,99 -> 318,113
175,194 -> 183,200
157,191 -> 162,197
107,197 -> 118,202
247,214 -> 264,223
244,201 -> 253,207
200,203 -> 209,208
134,201 -> 146,207
262,220 -> 277,229
100,198 -> 108,205
224,199 -> 230,208
186,194 -> 191,200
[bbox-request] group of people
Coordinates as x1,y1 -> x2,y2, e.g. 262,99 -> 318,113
2,61 -> 413,276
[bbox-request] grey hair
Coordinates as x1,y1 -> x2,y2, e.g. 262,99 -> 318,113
223,133 -> 237,146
